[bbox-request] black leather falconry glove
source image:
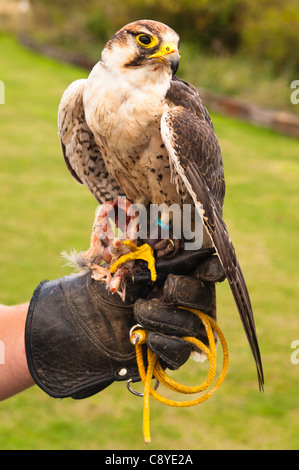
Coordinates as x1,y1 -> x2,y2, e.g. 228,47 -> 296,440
25,249 -> 224,399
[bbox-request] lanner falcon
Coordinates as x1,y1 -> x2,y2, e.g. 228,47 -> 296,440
58,20 -> 264,389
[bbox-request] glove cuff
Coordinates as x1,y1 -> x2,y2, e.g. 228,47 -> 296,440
25,274 -> 139,399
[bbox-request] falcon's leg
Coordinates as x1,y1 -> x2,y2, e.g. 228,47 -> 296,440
142,206 -> 182,259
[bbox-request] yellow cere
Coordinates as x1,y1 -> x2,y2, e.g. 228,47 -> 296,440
149,42 -> 181,60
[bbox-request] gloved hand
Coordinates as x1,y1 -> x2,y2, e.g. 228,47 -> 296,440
134,253 -> 225,370
25,249 -> 224,400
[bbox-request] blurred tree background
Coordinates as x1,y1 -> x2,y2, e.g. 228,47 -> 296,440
25,0 -> 299,76
4,0 -> 296,115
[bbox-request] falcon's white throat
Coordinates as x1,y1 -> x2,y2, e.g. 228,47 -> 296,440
84,62 -> 170,151
83,57 -> 172,155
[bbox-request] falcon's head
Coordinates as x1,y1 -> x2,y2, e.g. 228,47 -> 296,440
101,20 -> 180,78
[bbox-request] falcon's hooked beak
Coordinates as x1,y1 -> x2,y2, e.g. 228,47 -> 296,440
149,43 -> 181,75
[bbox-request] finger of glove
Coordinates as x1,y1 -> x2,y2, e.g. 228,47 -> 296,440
163,274 -> 214,311
131,248 -> 215,285
134,298 -> 201,337
147,331 -> 192,370
193,255 -> 225,283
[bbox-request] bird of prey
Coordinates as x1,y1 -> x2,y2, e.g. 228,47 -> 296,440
58,19 -> 264,389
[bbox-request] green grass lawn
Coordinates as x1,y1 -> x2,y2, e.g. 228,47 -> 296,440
0,34 -> 299,450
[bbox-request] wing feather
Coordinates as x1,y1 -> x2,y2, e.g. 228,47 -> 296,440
58,79 -> 124,203
161,91 -> 264,390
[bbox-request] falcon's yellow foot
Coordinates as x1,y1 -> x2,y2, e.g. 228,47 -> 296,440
110,241 -> 157,282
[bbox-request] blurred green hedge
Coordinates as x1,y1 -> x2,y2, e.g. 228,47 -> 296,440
28,0 -> 299,75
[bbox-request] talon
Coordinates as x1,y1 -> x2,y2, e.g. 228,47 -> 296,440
110,242 -> 157,282
155,238 -> 181,259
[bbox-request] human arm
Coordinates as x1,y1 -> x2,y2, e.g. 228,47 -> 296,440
0,302 -> 34,401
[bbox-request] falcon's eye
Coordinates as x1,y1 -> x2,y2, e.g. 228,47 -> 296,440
136,34 -> 158,48
138,35 -> 151,45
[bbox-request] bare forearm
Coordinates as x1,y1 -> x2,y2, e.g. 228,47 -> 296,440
0,303 -> 34,401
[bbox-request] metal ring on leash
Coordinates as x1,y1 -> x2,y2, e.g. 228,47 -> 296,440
127,377 -> 159,397
129,324 -> 144,339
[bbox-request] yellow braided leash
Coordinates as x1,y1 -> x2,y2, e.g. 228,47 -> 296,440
129,308 -> 229,444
